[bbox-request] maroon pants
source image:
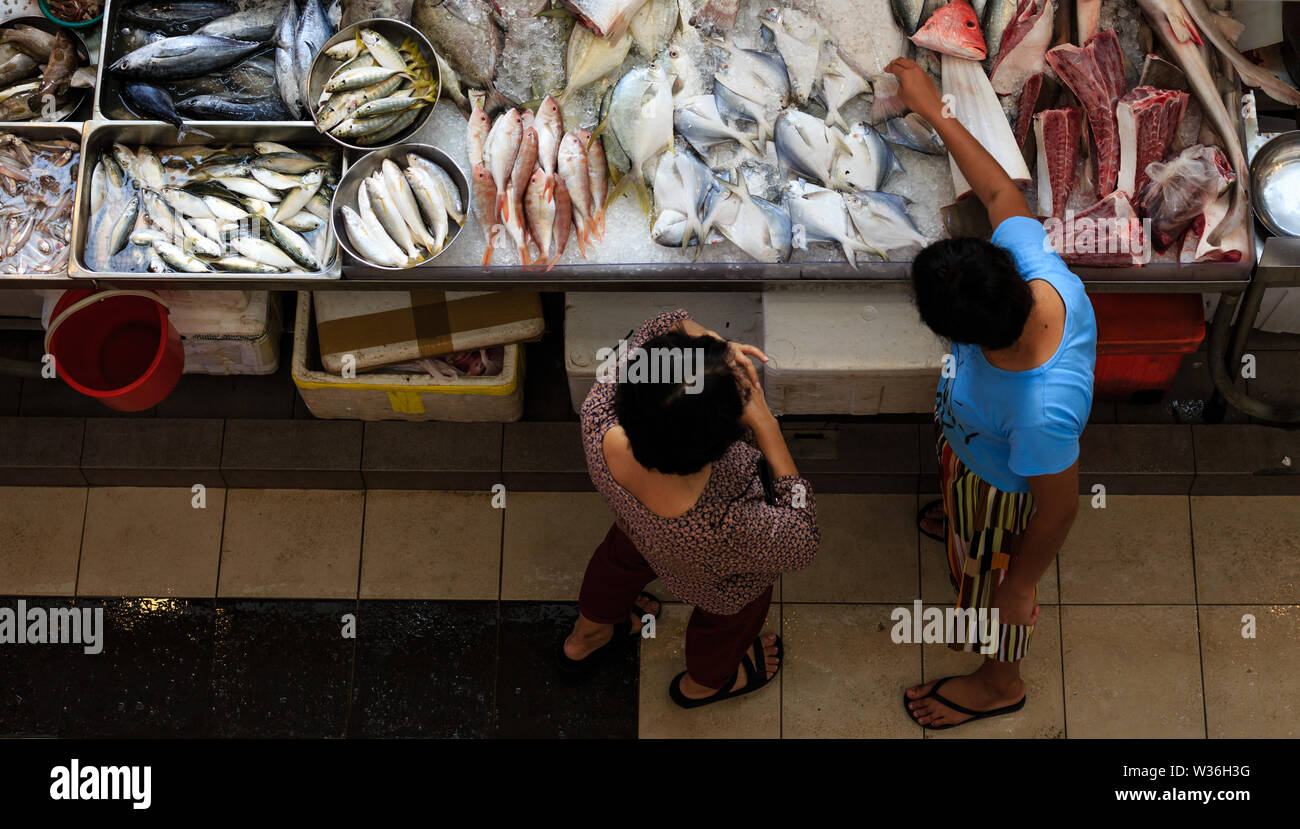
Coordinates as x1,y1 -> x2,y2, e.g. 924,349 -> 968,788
577,523 -> 773,689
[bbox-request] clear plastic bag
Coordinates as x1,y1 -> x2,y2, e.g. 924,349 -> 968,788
1137,144 -> 1236,252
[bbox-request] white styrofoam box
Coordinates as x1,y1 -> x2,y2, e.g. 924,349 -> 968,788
0,288 -> 43,319
564,291 -> 764,413
762,284 -> 946,415
163,291 -> 281,375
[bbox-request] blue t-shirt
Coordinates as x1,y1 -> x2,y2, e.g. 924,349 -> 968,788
936,216 -> 1097,493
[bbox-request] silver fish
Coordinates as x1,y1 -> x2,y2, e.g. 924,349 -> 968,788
154,239 -> 211,272
195,9 -> 280,41
782,179 -> 872,268
275,168 -> 325,222
341,204 -> 404,268
774,109 -> 840,184
232,235 -> 297,269
707,172 -> 791,263
819,47 -> 870,132
275,1 -> 304,118
758,6 -> 825,107
674,93 -> 761,159
844,190 -> 927,260
606,60 -> 676,214
295,0 -> 335,106
652,151 -> 721,249
711,37 -> 790,145
109,35 -> 263,80
265,217 -> 323,269
629,0 -> 684,57
881,112 -> 945,155
837,122 -> 904,192
407,154 -> 465,225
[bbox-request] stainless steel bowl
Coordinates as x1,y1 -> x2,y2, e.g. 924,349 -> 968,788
1250,130 -> 1300,238
2,16 -> 92,122
331,142 -> 468,270
307,18 -> 440,152
69,120 -> 344,280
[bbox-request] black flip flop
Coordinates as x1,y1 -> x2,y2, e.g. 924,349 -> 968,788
903,676 -> 1027,730
555,591 -> 661,679
917,498 -> 946,543
668,634 -> 783,709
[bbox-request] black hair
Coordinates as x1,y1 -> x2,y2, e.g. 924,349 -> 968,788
613,331 -> 745,475
910,237 -> 1034,350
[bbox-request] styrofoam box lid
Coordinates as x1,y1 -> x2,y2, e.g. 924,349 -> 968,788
161,291 -> 271,338
762,285 -> 947,373
564,292 -> 764,371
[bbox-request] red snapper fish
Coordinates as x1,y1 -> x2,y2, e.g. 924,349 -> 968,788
909,0 -> 987,60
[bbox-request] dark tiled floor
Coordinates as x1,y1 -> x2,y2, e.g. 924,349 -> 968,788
496,602 -> 639,739
0,595 -> 638,739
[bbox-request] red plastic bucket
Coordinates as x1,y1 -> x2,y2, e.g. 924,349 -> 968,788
44,289 -> 184,412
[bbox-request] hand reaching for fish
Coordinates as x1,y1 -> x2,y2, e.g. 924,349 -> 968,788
884,57 -> 942,123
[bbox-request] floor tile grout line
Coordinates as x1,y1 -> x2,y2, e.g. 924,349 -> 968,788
343,488 -> 368,738
212,487 -> 229,600
71,484 -> 89,598
1187,493 -> 1210,738
1057,602 -> 1068,739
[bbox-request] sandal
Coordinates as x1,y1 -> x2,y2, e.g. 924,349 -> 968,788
555,591 -> 661,679
917,498 -> 946,543
903,676 -> 1027,730
668,634 -> 783,709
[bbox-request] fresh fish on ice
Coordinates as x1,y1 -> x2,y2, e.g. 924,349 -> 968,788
844,190 -> 928,260
782,178 -> 872,268
712,37 -> 790,145
759,6 -> 826,107
110,34 -> 263,80
557,22 -> 632,107
707,171 -> 791,263
605,60 -> 676,214
881,113 -> 945,155
819,47 -> 870,132
674,93 -> 761,159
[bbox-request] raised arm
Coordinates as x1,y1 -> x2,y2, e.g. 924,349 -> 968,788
886,57 -> 1031,229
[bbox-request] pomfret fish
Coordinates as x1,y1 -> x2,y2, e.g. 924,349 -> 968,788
881,112 -> 945,155
819,47 -> 870,132
707,172 -> 791,263
605,60 -> 676,215
758,6 -> 825,107
712,37 -> 790,145
674,93 -> 761,159
844,190 -> 927,260
651,151 -> 720,250
782,179 -> 872,268
557,23 -> 631,108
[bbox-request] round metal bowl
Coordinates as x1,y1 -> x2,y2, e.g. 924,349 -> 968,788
1,16 -> 92,121
1250,130 -> 1300,238
308,18 -> 441,152
331,143 -> 470,270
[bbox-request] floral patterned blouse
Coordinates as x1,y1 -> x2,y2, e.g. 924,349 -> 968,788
581,309 -> 820,615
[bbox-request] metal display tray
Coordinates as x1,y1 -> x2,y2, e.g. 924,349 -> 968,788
67,120 -> 343,281
0,121 -> 83,282
92,0 -> 311,124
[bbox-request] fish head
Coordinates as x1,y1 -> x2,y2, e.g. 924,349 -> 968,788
539,95 -> 560,120
909,0 -> 987,60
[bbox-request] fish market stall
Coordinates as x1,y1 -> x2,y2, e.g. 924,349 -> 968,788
0,0 -> 1293,292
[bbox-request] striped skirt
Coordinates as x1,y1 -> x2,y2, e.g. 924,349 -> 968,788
935,425 -> 1037,662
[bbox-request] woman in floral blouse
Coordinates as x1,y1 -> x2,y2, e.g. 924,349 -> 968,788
558,309 -> 821,708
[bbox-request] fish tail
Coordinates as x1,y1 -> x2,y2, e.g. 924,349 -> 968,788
481,224 -> 499,267
1205,181 -> 1246,247
543,172 -> 554,202
632,168 -> 651,218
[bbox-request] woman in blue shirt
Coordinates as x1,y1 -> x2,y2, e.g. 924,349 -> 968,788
887,57 -> 1097,730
